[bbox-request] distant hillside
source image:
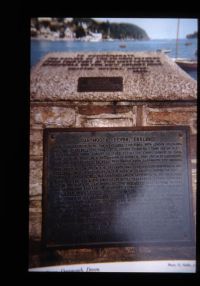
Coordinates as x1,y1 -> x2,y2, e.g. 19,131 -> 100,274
108,22 -> 149,39
72,18 -> 150,40
186,31 -> 197,39
31,18 -> 150,40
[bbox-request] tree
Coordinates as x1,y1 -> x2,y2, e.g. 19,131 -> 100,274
99,21 -> 110,38
59,27 -> 65,38
75,26 -> 86,38
186,31 -> 197,39
57,18 -> 64,23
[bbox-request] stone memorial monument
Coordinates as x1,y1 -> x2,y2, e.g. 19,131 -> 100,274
30,52 -> 197,268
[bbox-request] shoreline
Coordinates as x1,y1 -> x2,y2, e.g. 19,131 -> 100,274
31,36 -> 76,42
31,37 -> 196,42
30,37 -> 134,42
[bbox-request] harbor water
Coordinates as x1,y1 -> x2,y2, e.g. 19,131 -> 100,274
31,38 -> 197,80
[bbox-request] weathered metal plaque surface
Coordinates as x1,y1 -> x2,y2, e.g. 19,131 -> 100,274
78,77 -> 123,92
43,127 -> 194,248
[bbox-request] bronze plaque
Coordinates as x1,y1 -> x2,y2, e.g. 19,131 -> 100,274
43,127 -> 194,248
77,77 -> 123,92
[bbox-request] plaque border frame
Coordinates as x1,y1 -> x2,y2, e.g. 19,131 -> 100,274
77,76 -> 123,92
42,126 -> 195,249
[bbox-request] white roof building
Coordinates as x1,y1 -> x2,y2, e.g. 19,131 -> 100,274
64,27 -> 75,38
64,18 -> 73,24
38,18 -> 52,22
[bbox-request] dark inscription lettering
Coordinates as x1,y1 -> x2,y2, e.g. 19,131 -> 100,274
78,77 -> 123,92
42,54 -> 161,73
43,128 -> 194,248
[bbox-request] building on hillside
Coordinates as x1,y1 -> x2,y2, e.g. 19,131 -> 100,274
64,27 -> 75,39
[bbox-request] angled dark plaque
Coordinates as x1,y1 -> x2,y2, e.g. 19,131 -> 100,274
43,127 -> 194,248
78,77 -> 123,92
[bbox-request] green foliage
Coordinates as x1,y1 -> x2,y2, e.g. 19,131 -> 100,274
75,26 -> 86,38
71,18 -> 149,39
59,27 -> 65,38
186,31 -> 197,39
31,17 -> 149,40
109,23 -> 149,39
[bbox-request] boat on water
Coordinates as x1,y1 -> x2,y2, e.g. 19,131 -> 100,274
174,20 -> 197,72
185,42 -> 192,46
106,28 -> 114,41
89,37 -> 101,42
119,44 -> 126,48
173,58 -> 197,70
157,49 -> 171,54
84,32 -> 102,42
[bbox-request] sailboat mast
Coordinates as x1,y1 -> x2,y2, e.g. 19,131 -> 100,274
175,18 -> 180,59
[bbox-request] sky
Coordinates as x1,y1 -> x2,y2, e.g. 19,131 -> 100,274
93,18 -> 198,39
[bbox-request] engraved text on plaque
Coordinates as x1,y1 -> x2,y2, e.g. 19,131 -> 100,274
43,127 -> 194,248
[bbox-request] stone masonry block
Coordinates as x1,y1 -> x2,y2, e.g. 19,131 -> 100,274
145,107 -> 197,134
29,213 -> 42,240
82,118 -> 134,128
30,106 -> 76,128
29,160 -> 43,196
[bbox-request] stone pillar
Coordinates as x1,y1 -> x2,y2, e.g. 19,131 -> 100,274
30,52 -> 197,268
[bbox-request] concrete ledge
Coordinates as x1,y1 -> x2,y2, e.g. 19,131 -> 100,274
31,52 -> 197,102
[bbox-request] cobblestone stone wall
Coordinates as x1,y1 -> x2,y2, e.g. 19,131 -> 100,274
29,100 -> 196,268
